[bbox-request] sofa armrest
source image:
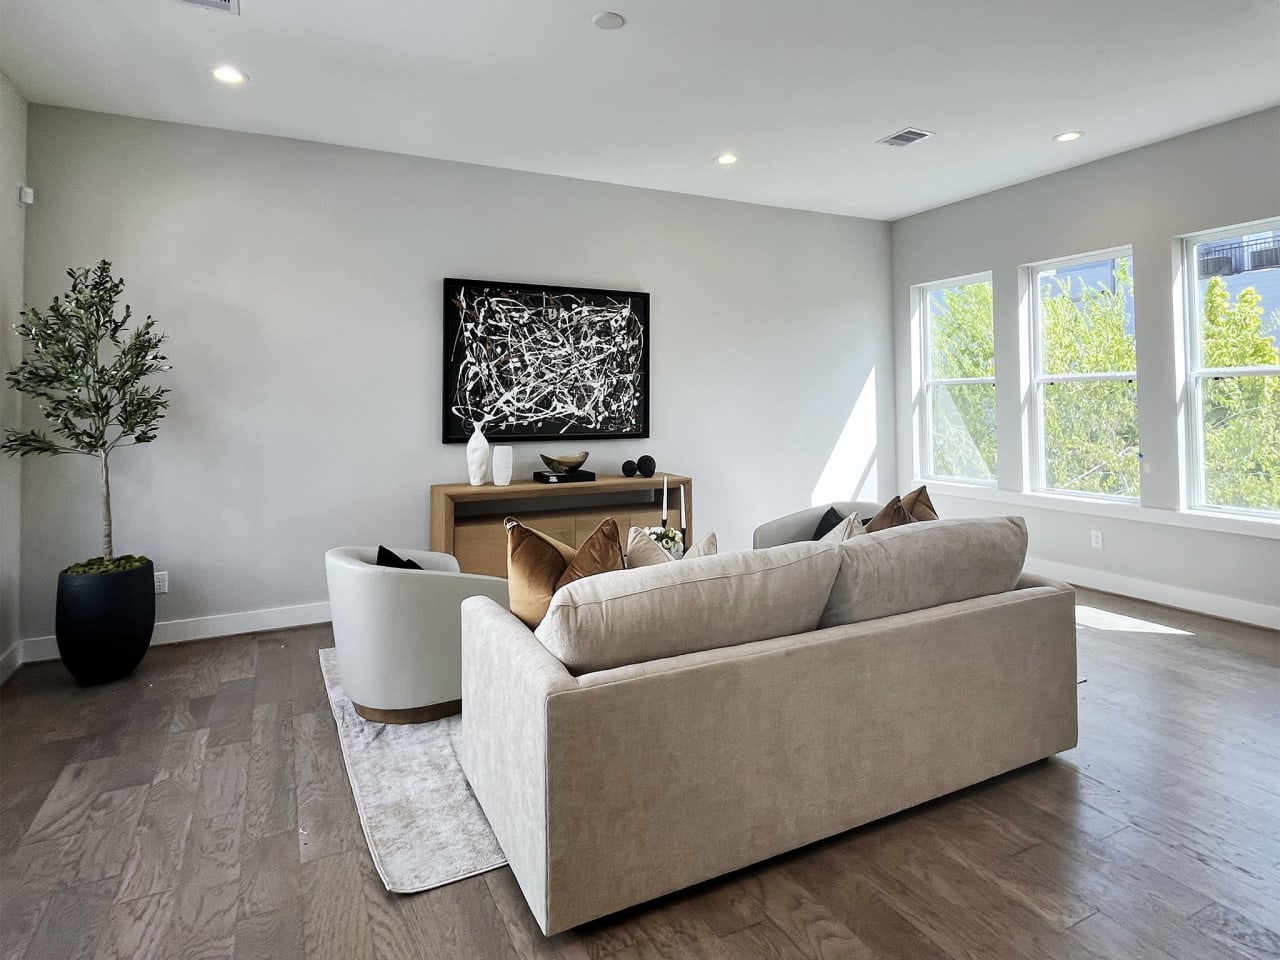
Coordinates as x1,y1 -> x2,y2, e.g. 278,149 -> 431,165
459,596 -> 575,933
752,501 -> 883,548
1016,571 -> 1075,594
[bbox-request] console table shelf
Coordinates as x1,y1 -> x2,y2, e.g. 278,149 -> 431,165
430,474 -> 693,577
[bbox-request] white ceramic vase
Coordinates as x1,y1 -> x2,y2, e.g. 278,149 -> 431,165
492,445 -> 513,486
466,421 -> 489,485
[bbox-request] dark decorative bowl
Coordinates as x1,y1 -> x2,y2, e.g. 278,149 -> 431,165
540,452 -> 589,474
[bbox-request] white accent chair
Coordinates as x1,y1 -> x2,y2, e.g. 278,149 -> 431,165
752,501 -> 883,549
324,547 -> 509,723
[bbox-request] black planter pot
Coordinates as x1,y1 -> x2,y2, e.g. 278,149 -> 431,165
55,560 -> 156,686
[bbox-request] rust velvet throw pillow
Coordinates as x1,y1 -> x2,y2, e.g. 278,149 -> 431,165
865,496 -> 913,532
866,485 -> 939,532
901,485 -> 939,521
506,517 -> 625,628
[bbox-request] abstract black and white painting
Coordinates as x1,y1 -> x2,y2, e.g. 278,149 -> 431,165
442,278 -> 650,443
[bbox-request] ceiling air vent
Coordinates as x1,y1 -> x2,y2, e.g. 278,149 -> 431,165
878,127 -> 933,147
176,0 -> 240,14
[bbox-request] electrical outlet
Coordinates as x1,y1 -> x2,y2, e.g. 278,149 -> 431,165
1090,530 -> 1103,549
154,571 -> 169,594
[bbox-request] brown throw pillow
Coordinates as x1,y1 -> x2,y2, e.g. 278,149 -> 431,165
901,485 -> 939,522
562,519 -> 626,589
506,517 -> 624,627
865,496 -> 913,532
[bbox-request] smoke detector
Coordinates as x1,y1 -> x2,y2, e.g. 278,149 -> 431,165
877,127 -> 933,147
176,0 -> 240,14
592,11 -> 625,29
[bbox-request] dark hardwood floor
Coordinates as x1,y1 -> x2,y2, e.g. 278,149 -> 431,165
1,589 -> 1277,959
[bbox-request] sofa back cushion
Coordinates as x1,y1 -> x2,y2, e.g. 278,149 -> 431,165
535,541 -> 841,674
819,516 -> 1028,628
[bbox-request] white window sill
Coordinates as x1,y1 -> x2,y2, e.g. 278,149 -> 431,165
916,479 -> 1280,541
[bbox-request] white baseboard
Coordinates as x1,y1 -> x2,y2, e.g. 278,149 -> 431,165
10,561 -> 1275,672
0,642 -> 21,686
19,600 -> 331,665
1026,557 -> 1280,630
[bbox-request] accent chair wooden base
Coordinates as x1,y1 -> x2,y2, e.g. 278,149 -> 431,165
352,698 -> 462,724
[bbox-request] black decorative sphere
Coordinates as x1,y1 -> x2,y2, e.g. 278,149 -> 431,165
636,455 -> 656,478
621,459 -> 638,477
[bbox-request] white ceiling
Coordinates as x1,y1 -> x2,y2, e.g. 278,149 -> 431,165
2,0 -> 1278,220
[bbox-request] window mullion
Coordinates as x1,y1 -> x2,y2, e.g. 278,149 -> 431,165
1033,371 -> 1137,384
924,376 -> 997,387
1192,365 -> 1280,378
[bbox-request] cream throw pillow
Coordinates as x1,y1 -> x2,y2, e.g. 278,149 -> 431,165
818,512 -> 867,543
625,526 -> 718,568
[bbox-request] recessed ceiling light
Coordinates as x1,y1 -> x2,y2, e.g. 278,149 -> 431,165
592,11 -> 625,29
1053,130 -> 1084,143
715,153 -> 738,166
211,64 -> 248,85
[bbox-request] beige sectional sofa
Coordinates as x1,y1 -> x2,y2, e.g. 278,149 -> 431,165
459,516 -> 1078,935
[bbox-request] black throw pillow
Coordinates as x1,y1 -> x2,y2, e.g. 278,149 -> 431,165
375,545 -> 422,570
811,506 -> 845,541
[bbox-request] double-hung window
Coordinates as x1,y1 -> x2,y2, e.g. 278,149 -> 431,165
1184,222 -> 1280,516
920,275 -> 996,483
1030,250 -> 1139,499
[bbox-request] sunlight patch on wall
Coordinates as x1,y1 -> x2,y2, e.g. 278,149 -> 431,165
812,369 -> 878,506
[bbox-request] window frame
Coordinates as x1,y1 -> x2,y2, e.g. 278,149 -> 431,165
1027,245 -> 1138,502
1181,219 -> 1280,519
917,272 -> 997,486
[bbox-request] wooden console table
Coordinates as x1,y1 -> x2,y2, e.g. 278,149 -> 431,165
430,474 -> 693,577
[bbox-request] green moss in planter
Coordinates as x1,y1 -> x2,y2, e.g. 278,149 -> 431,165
64,554 -> 151,576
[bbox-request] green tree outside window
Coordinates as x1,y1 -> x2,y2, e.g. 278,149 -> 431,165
925,265 -> 1279,512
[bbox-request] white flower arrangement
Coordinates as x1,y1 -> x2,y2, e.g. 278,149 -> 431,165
644,526 -> 684,558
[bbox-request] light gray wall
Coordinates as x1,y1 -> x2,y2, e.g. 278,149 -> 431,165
891,109 -> 1280,621
19,106 -> 893,640
0,73 -> 27,677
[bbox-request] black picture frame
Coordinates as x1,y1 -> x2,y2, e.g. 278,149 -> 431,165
442,278 -> 650,443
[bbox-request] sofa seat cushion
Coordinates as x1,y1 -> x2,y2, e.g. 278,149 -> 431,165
819,516 -> 1028,628
535,541 -> 841,674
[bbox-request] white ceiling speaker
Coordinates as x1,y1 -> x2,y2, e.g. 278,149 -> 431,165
176,0 -> 240,14
592,11 -> 626,29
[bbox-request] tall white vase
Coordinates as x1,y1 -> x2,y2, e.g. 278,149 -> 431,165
492,445 -> 514,486
466,421 -> 489,485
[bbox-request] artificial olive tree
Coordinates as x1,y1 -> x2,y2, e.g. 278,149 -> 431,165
2,260 -> 170,570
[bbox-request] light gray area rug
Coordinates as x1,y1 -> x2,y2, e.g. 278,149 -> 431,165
318,648 -> 507,893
